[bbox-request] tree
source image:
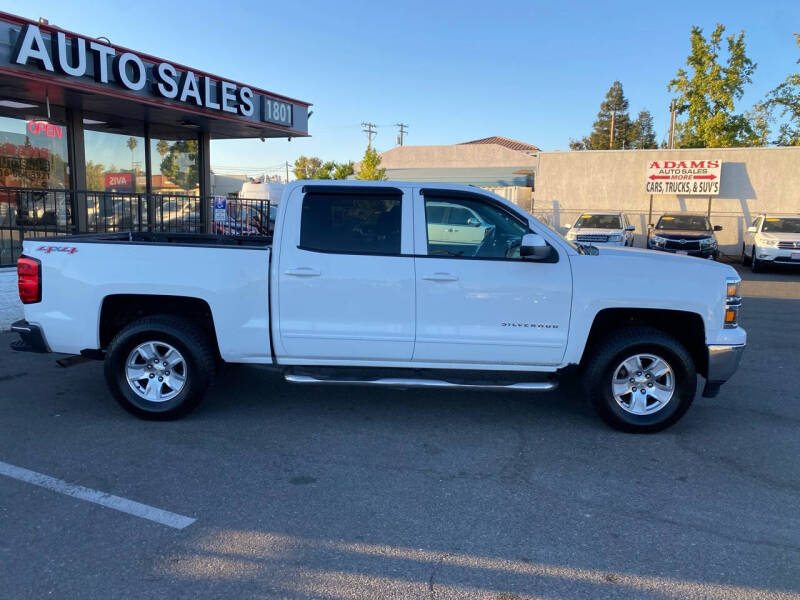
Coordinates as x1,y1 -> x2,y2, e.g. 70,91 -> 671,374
333,161 -> 354,179
293,155 -> 324,179
668,24 -> 759,147
573,81 -> 633,150
317,161 -> 336,179
126,137 -> 138,169
85,160 -> 105,191
755,33 -> 800,146
292,156 -> 356,180
159,140 -> 199,191
355,147 -> 386,180
156,139 -> 169,159
630,110 -> 658,149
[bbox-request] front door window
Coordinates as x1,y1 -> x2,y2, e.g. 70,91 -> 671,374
424,195 -> 528,259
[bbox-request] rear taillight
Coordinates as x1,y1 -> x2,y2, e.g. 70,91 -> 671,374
17,256 -> 41,304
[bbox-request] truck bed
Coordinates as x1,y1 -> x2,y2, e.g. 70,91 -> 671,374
31,231 -> 272,248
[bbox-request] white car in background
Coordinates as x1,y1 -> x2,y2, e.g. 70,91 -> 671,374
565,212 -> 636,247
743,214 -> 800,272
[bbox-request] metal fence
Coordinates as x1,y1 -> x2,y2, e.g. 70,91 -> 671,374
0,187 -> 73,268
0,187 -> 274,267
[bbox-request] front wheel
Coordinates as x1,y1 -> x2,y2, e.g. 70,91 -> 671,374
751,246 -> 764,273
104,316 -> 215,420
582,327 -> 697,433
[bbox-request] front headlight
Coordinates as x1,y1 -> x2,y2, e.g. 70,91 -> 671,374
760,238 -> 779,247
700,237 -> 717,247
607,234 -> 621,242
650,235 -> 667,245
724,276 -> 742,328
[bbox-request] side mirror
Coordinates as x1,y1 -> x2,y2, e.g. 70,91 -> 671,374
625,225 -> 635,231
713,225 -> 723,231
747,226 -> 757,233
564,223 -> 572,230
466,217 -> 481,227
520,233 -> 551,260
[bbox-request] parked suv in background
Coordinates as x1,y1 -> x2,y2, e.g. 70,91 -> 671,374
565,212 -> 635,247
742,214 -> 800,272
648,214 -> 721,259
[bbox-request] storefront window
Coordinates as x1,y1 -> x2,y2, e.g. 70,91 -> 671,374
151,138 -> 199,195
0,114 -> 70,189
84,129 -> 146,193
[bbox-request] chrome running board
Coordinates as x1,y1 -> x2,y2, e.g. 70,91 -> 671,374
284,374 -> 557,391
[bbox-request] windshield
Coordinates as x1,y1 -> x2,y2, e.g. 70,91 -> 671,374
762,217 -> 800,233
574,214 -> 622,229
656,215 -> 711,231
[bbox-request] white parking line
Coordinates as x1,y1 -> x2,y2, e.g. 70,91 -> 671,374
0,460 -> 195,529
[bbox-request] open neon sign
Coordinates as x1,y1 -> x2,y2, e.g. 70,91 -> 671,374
27,121 -> 64,139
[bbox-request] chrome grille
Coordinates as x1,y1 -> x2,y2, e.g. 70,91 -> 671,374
576,234 -> 609,243
777,241 -> 800,250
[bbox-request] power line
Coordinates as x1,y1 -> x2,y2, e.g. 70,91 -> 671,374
361,122 -> 377,149
395,123 -> 408,146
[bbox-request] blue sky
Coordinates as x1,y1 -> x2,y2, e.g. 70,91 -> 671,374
9,0 -> 800,176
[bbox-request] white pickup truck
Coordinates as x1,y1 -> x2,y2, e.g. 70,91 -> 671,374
11,181 -> 746,432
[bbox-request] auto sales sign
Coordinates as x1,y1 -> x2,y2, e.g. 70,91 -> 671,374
645,159 -> 722,195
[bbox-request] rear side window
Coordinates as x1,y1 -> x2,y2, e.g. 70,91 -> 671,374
300,191 -> 402,255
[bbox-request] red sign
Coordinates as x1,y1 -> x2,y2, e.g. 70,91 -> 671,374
27,121 -> 64,139
0,143 -> 49,158
104,173 -> 133,190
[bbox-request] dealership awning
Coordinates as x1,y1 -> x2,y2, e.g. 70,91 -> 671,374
0,11 -> 311,140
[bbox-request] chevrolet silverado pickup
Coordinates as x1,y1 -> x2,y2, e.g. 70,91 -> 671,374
11,181 -> 746,432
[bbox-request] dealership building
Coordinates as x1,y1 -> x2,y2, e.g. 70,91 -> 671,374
0,11 -> 310,266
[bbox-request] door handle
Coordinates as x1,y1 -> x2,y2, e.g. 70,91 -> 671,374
422,272 -> 459,282
285,267 -> 321,277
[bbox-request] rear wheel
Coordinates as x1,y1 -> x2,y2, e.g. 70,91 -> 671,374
582,327 -> 697,433
104,315 -> 215,420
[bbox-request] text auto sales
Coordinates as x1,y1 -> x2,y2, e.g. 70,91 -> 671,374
11,24 -> 293,127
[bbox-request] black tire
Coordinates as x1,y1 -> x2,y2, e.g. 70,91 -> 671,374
104,315 -> 215,420
751,246 -> 764,273
582,326 -> 697,433
742,243 -> 752,266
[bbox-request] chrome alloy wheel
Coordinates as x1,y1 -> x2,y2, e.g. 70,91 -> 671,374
611,353 -> 675,415
125,341 -> 187,402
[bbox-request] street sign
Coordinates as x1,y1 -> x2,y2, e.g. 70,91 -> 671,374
213,196 -> 227,222
645,159 -> 722,195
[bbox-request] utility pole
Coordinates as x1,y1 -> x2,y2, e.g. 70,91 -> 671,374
285,161 -> 290,183
395,122 -> 408,146
361,122 -> 377,149
609,109 -> 616,149
668,99 -> 677,149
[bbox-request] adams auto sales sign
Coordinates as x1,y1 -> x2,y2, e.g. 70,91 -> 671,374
645,159 -> 722,195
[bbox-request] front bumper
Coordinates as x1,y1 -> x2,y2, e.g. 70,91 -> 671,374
10,319 -> 49,353
702,343 -> 745,397
648,244 -> 718,258
754,246 -> 800,264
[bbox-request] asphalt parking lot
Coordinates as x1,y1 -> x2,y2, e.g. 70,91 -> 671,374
0,265 -> 798,600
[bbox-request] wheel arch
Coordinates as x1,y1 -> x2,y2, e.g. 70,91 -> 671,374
99,294 -> 220,357
580,308 -> 707,378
